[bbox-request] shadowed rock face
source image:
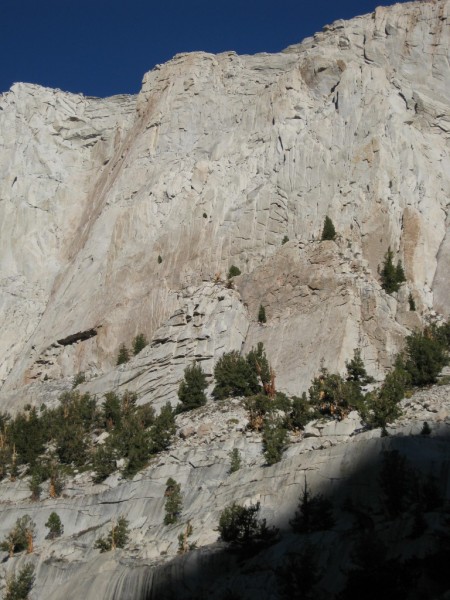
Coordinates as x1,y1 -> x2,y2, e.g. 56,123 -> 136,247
0,1 -> 450,597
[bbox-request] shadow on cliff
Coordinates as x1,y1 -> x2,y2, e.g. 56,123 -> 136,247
116,428 -> 450,600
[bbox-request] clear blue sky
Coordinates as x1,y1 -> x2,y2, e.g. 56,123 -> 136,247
1,0 -> 410,98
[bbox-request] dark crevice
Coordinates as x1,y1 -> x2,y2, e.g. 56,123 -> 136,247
57,328 -> 98,346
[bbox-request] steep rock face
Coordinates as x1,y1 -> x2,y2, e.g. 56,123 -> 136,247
1,1 -> 449,399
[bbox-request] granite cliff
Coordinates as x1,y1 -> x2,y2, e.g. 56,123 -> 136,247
0,1 -> 450,598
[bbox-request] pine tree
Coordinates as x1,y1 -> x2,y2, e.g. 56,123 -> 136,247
149,403 -> 176,453
116,343 -> 130,365
321,216 -> 336,241
95,516 -> 129,552
5,563 -> 35,600
132,333 -> 148,356
290,480 -> 335,533
177,363 -> 208,412
346,349 -> 374,385
228,448 -> 242,474
258,304 -> 267,324
45,512 -> 63,539
164,478 -> 182,525
380,247 -> 405,294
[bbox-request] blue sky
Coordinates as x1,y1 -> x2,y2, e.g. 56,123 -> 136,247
1,0 -> 409,97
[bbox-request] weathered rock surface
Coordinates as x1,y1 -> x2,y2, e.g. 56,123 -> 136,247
0,385 -> 449,599
1,1 -> 450,597
1,0 -> 450,405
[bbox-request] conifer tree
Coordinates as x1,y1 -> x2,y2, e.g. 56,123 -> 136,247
132,333 -> 148,356
116,343 -> 130,365
164,478 -> 182,525
177,363 -> 208,412
45,512 -> 63,539
321,216 -> 336,241
258,304 -> 267,324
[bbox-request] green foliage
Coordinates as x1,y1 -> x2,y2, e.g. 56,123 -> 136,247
408,293 -> 416,311
217,501 -> 278,545
102,391 -> 122,430
213,343 -> 273,400
95,516 -> 129,552
116,343 -> 130,365
72,371 -> 86,388
164,478 -> 182,525
228,448 -> 242,474
346,349 -> 374,385
177,363 -> 208,412
380,247 -> 405,294
9,407 -> 45,467
309,367 -> 363,419
93,441 -> 118,483
289,393 -> 314,429
282,235 -> 289,245
5,564 -> 35,600
213,351 -> 258,399
321,215 -> 336,241
246,342 -> 271,387
149,403 -> 176,454
132,333 -> 148,356
45,512 -> 63,539
290,480 -> 335,533
262,416 -> 288,465
403,328 -> 449,387
227,265 -> 241,279
157,255 -> 162,264
258,304 -> 266,324
0,516 -> 35,556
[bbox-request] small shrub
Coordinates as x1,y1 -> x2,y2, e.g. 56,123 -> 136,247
282,235 -> 289,245
95,516 -> 129,552
45,512 -> 63,539
228,448 -> 242,474
5,563 -> 35,600
408,293 -> 416,311
321,216 -> 336,241
177,363 -> 208,412
218,501 -> 278,545
203,212 -> 207,218
132,333 -> 148,356
177,521 -> 197,554
116,343 -> 130,366
228,265 -> 241,279
72,372 -> 86,388
164,478 -> 182,525
290,480 -> 335,533
157,255 -> 162,264
258,304 -> 267,324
